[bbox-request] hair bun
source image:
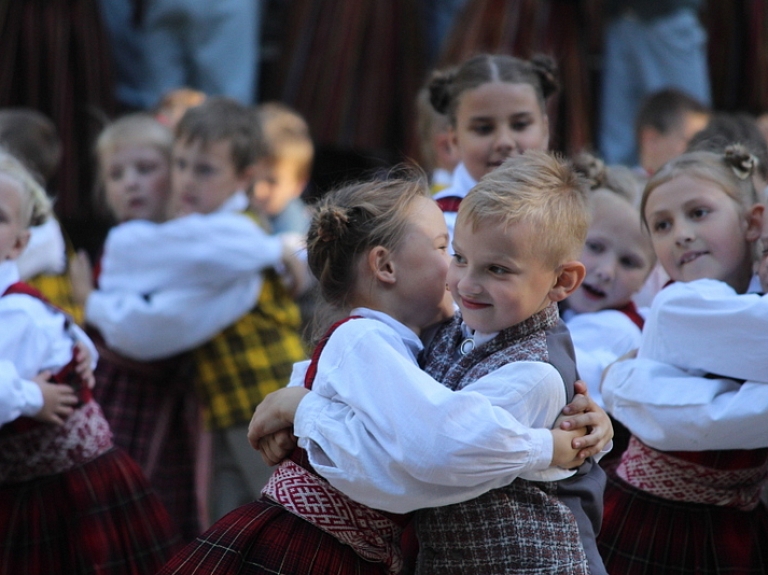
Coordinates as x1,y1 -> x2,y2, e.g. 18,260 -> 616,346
428,67 -> 457,115
724,144 -> 757,181
316,205 -> 351,243
529,54 -> 560,100
572,151 -> 606,190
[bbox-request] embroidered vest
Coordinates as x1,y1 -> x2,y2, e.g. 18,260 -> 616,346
416,303 -> 588,574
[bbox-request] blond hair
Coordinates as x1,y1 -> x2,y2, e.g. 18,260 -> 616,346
257,102 -> 314,181
458,150 -> 589,267
95,113 -> 173,174
0,150 -> 52,227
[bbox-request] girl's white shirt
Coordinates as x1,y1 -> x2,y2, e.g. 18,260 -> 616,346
562,308 -> 645,408
291,307 -> 579,515
15,217 -> 67,280
0,360 -> 43,426
85,191 -> 283,361
0,260 -> 97,413
433,162 -> 476,245
602,278 -> 768,451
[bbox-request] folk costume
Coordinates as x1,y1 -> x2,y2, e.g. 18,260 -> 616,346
600,279 -> 768,574
432,162 -> 476,243
0,259 -> 182,574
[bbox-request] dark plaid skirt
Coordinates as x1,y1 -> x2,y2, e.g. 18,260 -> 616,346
0,446 -> 182,574
598,466 -> 768,574
92,341 -> 202,542
158,496 -> 394,575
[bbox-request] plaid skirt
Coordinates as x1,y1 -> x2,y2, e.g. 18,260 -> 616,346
597,465 -> 768,574
157,496 -> 395,575
92,341 -> 202,542
0,446 -> 182,575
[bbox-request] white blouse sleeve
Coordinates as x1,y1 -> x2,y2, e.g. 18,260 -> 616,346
602,358 -> 768,450
0,360 -> 43,426
293,323 -> 556,513
85,275 -> 261,360
639,279 -> 768,383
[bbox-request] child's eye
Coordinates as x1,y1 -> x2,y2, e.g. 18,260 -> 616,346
619,256 -> 643,270
194,164 -> 215,177
585,240 -> 604,254
136,161 -> 159,175
470,123 -> 494,135
107,167 -> 124,181
690,207 -> 710,220
651,219 -> 671,233
452,253 -> 466,264
511,119 -> 532,131
488,265 -> 508,275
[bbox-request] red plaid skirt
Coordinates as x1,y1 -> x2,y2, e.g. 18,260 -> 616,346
92,338 -> 202,542
158,496 -> 396,575
598,463 -> 768,574
0,446 -> 182,574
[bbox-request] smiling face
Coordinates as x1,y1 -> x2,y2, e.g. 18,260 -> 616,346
0,174 -> 30,262
452,82 -> 549,182
101,144 -> 171,222
171,138 -> 252,216
569,191 -> 656,313
448,217 -> 558,334
387,196 -> 452,332
644,174 -> 761,293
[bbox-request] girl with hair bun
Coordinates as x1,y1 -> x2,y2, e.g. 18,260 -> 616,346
0,151 -> 182,573
429,52 -> 558,240
599,145 -> 768,574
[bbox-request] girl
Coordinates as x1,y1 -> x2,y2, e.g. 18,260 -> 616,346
69,113 -> 205,541
159,174 -> 604,574
0,151 -> 182,573
563,153 -> 655,408
429,53 -> 556,238
598,145 -> 768,574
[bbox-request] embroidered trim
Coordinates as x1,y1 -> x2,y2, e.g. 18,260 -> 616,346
617,436 -> 768,510
263,459 -> 403,573
0,400 -> 113,483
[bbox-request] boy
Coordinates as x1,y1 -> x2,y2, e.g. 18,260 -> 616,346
84,97 -> 307,522
251,151 -> 611,574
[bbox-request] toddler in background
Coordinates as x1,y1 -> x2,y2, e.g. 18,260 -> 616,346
0,107 -> 84,323
414,82 -> 459,195
429,53 -> 557,239
70,112 -> 204,541
0,150 -> 181,573
81,97 -> 307,523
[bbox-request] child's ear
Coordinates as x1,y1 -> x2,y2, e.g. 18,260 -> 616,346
548,260 -> 586,302
367,245 -> 396,285
6,229 -> 30,260
744,202 -> 764,242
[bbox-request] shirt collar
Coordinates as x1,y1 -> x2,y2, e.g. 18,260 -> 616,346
350,307 -> 424,359
0,260 -> 21,294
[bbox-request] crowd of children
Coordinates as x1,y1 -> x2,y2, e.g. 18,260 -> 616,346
3,44 -> 768,575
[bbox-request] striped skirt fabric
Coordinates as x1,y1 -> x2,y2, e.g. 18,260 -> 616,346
0,446 -> 182,575
157,496 -> 394,575
597,465 -> 768,574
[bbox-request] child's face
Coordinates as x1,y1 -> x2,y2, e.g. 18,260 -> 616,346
102,144 -> 171,223
171,139 -> 251,216
0,175 -> 30,261
452,82 -> 549,182
250,156 -> 305,217
387,196 -> 452,332
569,192 -> 655,313
644,175 -> 761,292
448,217 -> 558,334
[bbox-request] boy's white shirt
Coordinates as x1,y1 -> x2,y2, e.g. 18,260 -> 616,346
0,260 -> 98,424
86,191 -> 284,360
562,307 -> 645,408
0,359 -> 43,425
602,278 -> 768,451
15,217 -> 67,280
433,162 -> 476,245
291,307 -> 583,515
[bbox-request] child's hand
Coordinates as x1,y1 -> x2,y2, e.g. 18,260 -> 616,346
33,371 -> 77,426
248,387 -> 310,450
551,427 -> 587,469
258,429 -> 298,466
558,380 -> 614,459
69,249 -> 94,306
74,341 -> 96,389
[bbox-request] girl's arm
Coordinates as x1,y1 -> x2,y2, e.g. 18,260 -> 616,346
639,279 -> 768,383
602,357 -> 768,450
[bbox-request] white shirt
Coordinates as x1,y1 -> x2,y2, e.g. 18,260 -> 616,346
0,260 -> 97,382
293,308 -> 576,515
433,162 -> 476,245
602,279 -> 768,451
563,308 -> 644,408
0,360 -> 43,426
85,192 -> 283,360
16,217 -> 67,280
